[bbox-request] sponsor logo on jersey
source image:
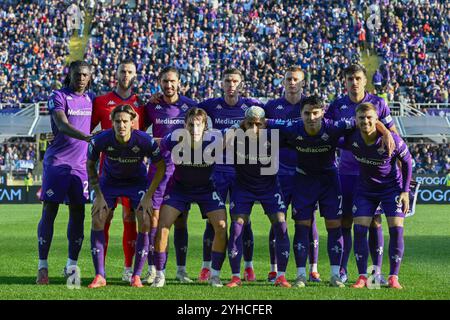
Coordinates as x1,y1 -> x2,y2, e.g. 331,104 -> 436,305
276,105 -> 284,110
352,142 -> 359,148
296,136 -> 303,141
340,104 -> 348,110
107,100 -> 116,106
132,146 -> 140,154
216,104 -> 223,109
107,146 -> 115,152
155,105 -> 162,110
155,118 -> 184,125
66,96 -> 73,101
68,108 -> 92,116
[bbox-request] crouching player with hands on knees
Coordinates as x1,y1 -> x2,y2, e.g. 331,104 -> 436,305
86,104 -> 166,288
341,102 -> 412,289
152,107 -> 228,288
265,96 -> 395,288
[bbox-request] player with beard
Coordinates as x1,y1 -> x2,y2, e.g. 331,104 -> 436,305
144,67 -> 198,284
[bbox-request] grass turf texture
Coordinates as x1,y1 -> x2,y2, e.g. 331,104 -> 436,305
0,204 -> 449,300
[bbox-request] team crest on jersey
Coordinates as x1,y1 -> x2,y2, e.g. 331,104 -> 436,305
229,202 -> 235,210
276,105 -> 284,110
134,102 -> 139,107
181,104 -> 189,111
107,100 -> 116,106
352,205 -> 357,213
377,146 -> 385,155
321,133 -> 329,141
241,104 -> 249,111
46,189 -> 54,197
163,195 -> 170,201
132,146 -> 140,154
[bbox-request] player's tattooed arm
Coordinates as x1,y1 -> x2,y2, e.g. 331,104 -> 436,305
87,159 -> 108,216
376,120 -> 395,157
52,110 -> 93,142
138,159 -> 166,216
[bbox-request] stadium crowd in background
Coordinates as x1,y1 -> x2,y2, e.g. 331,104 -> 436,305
0,0 -> 72,107
409,142 -> 450,174
0,0 -> 448,108
0,138 -> 37,173
361,0 -> 449,106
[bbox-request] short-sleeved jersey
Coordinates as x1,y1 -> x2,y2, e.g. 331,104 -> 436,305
325,93 -> 394,175
145,95 -> 198,139
231,129 -> 278,194
44,87 -> 94,170
161,131 -> 217,191
267,118 -> 355,175
91,91 -> 145,131
199,97 -> 264,174
343,131 -> 412,192
88,129 -> 161,186
264,96 -> 304,175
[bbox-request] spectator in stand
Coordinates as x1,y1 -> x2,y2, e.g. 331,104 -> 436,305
0,1 -> 72,106
409,142 -> 450,174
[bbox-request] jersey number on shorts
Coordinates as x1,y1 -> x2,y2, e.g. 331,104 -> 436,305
274,193 -> 286,210
212,192 -> 224,206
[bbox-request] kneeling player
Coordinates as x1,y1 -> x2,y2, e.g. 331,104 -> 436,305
152,107 -> 228,287
226,106 -> 291,288
87,104 -> 166,288
343,103 -> 412,289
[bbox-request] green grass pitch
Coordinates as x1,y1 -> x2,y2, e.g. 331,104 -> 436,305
0,204 -> 449,300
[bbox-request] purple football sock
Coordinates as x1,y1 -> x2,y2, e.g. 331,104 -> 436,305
203,222 -> 215,262
369,226 -> 384,273
174,227 -> 188,267
242,222 -> 254,263
309,215 -> 319,264
133,232 -> 149,277
67,210 -> 85,261
353,224 -> 369,275
90,230 -> 105,277
147,227 -> 157,266
228,221 -> 244,275
273,221 -> 290,272
37,205 -> 58,260
268,225 -> 277,265
388,226 -> 404,276
327,227 -> 343,267
340,227 -> 352,274
154,251 -> 167,272
211,251 -> 225,271
293,224 -> 310,268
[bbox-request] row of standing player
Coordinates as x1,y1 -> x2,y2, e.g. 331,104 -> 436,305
36,61 -> 409,289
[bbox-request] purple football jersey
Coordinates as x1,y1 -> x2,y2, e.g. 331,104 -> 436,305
264,96 -> 304,175
232,129 -> 278,194
325,93 -> 394,175
266,118 -> 355,175
199,97 -> 264,174
88,129 -> 162,185
344,131 -> 412,192
44,88 -> 94,170
160,132 -> 217,191
145,95 -> 198,138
